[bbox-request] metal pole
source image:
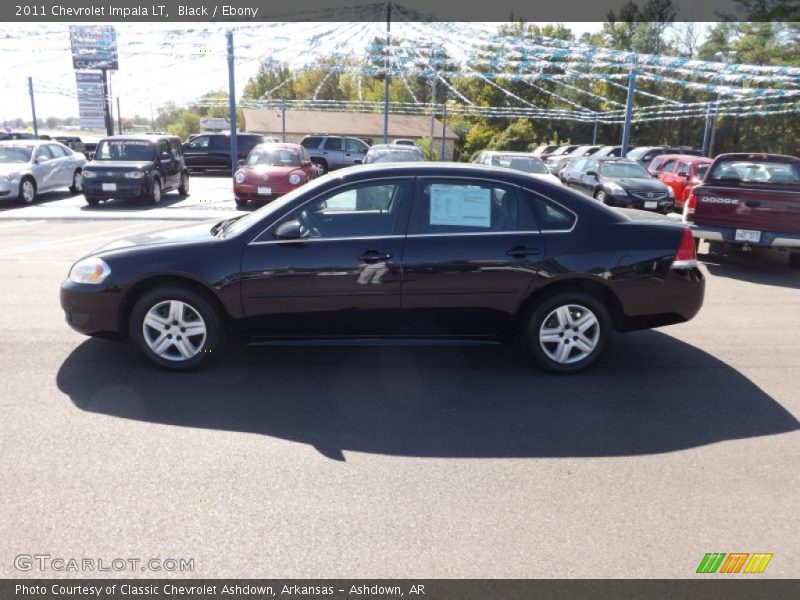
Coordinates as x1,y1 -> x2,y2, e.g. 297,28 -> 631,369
116,96 -> 123,134
592,117 -> 598,145
226,30 -> 238,172
701,102 -> 713,156
281,100 -> 286,142
382,2 -> 391,144
708,98 -> 721,157
620,58 -> 636,158
430,75 -> 437,142
27,77 -> 38,138
441,101 -> 447,160
101,69 -> 114,136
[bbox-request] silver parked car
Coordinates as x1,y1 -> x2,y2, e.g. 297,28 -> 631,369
363,143 -> 424,164
0,140 -> 86,203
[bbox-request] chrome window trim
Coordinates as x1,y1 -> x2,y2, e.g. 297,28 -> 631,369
248,175 -> 416,245
249,234 -> 406,246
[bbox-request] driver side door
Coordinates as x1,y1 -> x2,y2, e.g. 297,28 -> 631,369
240,178 -> 413,338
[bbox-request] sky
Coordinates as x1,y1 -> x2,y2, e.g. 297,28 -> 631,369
0,22 -> 616,125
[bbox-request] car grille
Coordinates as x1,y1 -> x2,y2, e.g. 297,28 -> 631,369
631,191 -> 668,200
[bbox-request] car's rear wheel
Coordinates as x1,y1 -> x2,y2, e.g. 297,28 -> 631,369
311,158 -> 328,174
69,170 -> 83,194
523,291 -> 611,374
150,179 -> 161,204
129,284 -> 224,370
178,172 -> 190,195
20,177 -> 36,203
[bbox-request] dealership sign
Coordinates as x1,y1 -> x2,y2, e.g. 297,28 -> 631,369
69,25 -> 118,70
75,72 -> 106,129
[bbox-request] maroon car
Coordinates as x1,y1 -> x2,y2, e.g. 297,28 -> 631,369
233,142 -> 317,207
683,153 -> 800,265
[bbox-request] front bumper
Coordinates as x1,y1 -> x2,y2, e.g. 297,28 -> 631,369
606,192 -> 674,213
83,179 -> 149,200
234,182 -> 296,202
60,280 -> 123,337
686,223 -> 800,249
0,177 -> 21,199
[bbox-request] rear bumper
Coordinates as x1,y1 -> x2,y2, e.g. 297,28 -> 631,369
686,223 -> 800,248
617,267 -> 705,332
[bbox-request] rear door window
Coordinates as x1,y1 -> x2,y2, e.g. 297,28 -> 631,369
323,137 -> 343,151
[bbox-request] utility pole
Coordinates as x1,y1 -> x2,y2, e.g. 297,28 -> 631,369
28,77 -> 39,138
441,99 -> 447,159
281,99 -> 286,142
620,57 -> 637,158
701,102 -> 713,156
707,51 -> 737,158
226,30 -> 238,172
382,2 -> 391,143
101,69 -> 114,136
592,116 -> 599,145
116,96 -> 123,134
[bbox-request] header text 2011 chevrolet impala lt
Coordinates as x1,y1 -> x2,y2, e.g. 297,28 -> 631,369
60,164 -> 704,373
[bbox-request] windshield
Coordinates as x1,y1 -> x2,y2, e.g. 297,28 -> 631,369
222,173 -> 337,237
364,149 -> 422,164
0,146 -> 33,163
246,148 -> 302,167
708,159 -> 800,185
626,147 -> 649,160
491,155 -> 548,174
94,140 -> 156,161
599,162 -> 650,179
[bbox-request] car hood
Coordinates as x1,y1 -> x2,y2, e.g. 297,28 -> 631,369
242,165 -> 299,179
0,163 -> 28,176
84,161 -> 154,170
92,221 -> 220,255
606,177 -> 667,192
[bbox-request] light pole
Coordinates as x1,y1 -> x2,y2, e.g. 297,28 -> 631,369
707,50 -> 737,158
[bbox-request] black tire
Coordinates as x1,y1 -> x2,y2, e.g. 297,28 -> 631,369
19,177 -> 36,204
84,195 -> 100,207
594,190 -> 609,205
178,171 -> 190,196
522,290 -> 611,374
311,158 -> 328,174
789,252 -> 800,269
234,197 -> 248,208
69,169 -> 83,194
149,178 -> 162,205
128,284 -> 224,370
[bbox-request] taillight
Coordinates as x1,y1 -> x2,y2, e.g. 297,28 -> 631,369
682,191 -> 697,223
672,227 -> 698,269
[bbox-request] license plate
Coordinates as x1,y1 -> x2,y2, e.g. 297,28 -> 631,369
735,229 -> 761,243
644,201 -> 657,209
101,183 -> 117,192
257,187 -> 271,196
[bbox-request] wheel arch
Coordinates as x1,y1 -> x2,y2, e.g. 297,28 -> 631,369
118,274 -> 232,338
511,277 -> 625,336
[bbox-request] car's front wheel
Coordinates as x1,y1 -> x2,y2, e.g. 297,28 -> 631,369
149,179 -> 161,204
129,284 -> 224,370
69,170 -> 83,194
594,190 -> 609,205
178,172 -> 190,195
20,177 -> 36,204
523,291 -> 611,374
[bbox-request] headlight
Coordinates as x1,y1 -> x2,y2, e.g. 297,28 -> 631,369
81,170 -> 97,179
605,182 -> 625,194
124,171 -> 145,179
288,173 -> 303,185
234,171 -> 245,184
68,257 -> 111,284
1,173 -> 14,182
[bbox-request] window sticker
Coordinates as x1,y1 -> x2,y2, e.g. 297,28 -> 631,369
429,184 -> 491,227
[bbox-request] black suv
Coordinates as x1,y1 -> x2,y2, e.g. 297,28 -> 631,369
299,135 -> 370,173
81,135 -> 189,206
182,133 -> 273,172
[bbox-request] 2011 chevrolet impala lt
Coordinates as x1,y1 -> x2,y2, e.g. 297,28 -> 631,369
60,163 -> 704,373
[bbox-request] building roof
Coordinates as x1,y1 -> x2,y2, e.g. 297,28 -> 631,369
242,108 -> 457,140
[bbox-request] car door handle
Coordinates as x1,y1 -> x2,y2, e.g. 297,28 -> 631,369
506,246 -> 541,258
357,251 -> 393,262
745,200 -> 761,208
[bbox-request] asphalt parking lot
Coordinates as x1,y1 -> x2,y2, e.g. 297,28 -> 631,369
1,176 -> 798,578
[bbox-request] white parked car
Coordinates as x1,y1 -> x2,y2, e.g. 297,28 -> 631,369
0,140 -> 86,203
473,150 -> 563,185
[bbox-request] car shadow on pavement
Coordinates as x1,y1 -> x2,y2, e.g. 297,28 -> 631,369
57,330 -> 799,461
79,194 -> 187,212
0,190 -> 80,210
701,250 -> 800,290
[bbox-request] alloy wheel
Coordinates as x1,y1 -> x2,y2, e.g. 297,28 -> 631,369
538,304 -> 600,365
142,300 -> 207,361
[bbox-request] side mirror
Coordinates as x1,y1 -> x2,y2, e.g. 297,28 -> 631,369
273,219 -> 303,240
678,171 -> 690,178
585,170 -> 597,177
88,152 -> 95,161
238,159 -> 245,167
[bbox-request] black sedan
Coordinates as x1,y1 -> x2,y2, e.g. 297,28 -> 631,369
61,163 -> 704,373
562,157 -> 675,213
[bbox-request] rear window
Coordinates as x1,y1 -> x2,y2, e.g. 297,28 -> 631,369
490,155 -> 548,174
300,137 -> 323,149
708,158 -> 800,186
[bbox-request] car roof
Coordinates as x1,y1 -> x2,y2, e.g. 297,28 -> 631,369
99,134 -> 178,141
658,154 -> 713,163
252,142 -> 303,150
328,162 -> 567,185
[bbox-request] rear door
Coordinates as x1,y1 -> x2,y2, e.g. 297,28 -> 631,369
321,137 -> 344,168
32,145 -> 58,191
344,137 -> 368,166
399,176 -> 546,336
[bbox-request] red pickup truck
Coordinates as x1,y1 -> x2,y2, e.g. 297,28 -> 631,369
683,153 -> 800,266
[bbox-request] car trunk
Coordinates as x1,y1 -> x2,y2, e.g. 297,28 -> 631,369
693,184 -> 800,233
